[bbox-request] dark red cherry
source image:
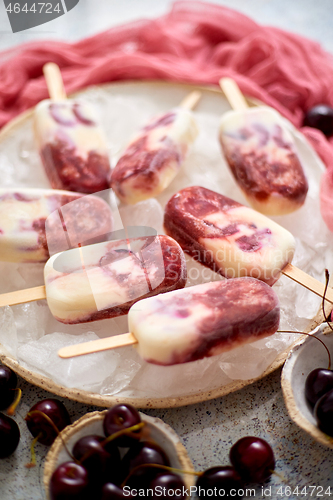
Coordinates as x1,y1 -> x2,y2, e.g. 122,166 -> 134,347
103,403 -> 142,446
196,466 -> 243,499
305,368 -> 333,407
314,388 -> 333,437
25,399 -> 71,445
101,483 -> 135,499
0,365 -> 18,410
230,437 -> 275,482
73,434 -> 121,484
50,461 -> 90,500
303,104 -> 333,137
122,441 -> 170,488
150,472 -> 186,499
0,412 -> 20,458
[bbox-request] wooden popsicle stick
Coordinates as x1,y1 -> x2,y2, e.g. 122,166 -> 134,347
58,332 -> 137,358
43,62 -> 67,101
219,77 -> 249,111
179,90 -> 201,110
282,264 -> 333,303
0,285 -> 46,308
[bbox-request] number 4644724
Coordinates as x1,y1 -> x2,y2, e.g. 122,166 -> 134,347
5,3 -> 61,14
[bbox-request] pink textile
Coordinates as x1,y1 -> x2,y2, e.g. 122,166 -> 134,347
1,1 -> 333,228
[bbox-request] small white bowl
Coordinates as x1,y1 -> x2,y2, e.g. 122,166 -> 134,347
281,325 -> 333,448
43,410 -> 195,499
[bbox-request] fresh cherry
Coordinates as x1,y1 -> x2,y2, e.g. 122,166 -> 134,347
229,437 -> 275,482
103,403 -> 142,447
0,412 -> 20,458
50,461 -> 91,500
0,365 -> 18,411
72,434 -> 120,484
303,104 -> 333,137
314,388 -> 333,437
305,368 -> 333,407
122,440 -> 170,488
150,471 -> 186,499
196,466 -> 243,499
101,482 -> 135,499
25,398 -> 71,445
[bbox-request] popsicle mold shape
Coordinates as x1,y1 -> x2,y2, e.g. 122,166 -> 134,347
44,235 -> 187,324
110,107 -> 198,204
34,99 -> 111,194
164,186 -> 295,286
219,106 -> 308,215
0,188 -> 113,263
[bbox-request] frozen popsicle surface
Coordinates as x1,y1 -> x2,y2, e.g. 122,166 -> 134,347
0,188 -> 113,263
219,106 -> 308,215
44,235 -> 187,324
164,186 -> 295,285
110,107 -> 198,204
34,99 -> 111,193
128,278 -> 280,365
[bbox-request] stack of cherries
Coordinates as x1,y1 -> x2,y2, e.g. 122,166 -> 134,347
0,364 -> 20,459
48,403 -> 276,500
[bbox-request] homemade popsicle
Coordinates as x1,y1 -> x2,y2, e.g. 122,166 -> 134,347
219,78 -> 308,216
34,63 -> 111,194
0,188 -> 113,263
110,92 -> 200,204
58,277 -> 280,365
164,186 -> 295,286
0,235 -> 187,324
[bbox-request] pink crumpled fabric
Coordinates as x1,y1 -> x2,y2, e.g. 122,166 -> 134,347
1,1 -> 333,228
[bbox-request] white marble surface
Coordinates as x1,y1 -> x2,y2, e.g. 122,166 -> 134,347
0,1 -> 333,499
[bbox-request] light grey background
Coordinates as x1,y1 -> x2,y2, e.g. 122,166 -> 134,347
0,1 -> 333,499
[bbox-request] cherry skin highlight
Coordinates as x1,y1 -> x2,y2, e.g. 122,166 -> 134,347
25,398 -> 71,446
229,436 -> 275,482
305,368 -> 333,407
50,461 -> 90,500
0,412 -> 20,458
314,388 -> 333,437
303,104 -> 333,137
196,466 -> 243,499
0,365 -> 18,411
103,403 -> 142,447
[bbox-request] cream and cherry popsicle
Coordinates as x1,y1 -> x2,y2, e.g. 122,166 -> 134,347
0,235 -> 187,324
34,63 -> 111,194
58,278 -> 280,365
110,91 -> 200,204
219,78 -> 308,216
163,186 -> 333,301
0,188 -> 113,263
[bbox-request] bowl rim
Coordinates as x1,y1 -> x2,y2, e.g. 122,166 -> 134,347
43,410 -> 195,499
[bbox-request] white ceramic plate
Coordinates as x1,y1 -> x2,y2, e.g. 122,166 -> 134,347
0,80 -> 332,408
281,326 -> 333,448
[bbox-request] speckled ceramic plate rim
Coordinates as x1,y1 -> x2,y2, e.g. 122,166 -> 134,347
0,80 -> 330,409
43,410 -> 195,499
281,325 -> 333,449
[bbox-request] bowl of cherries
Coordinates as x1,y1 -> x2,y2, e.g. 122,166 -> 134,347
43,403 -> 196,500
281,325 -> 333,448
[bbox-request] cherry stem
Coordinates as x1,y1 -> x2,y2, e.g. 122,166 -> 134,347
25,410 -> 74,460
101,421 -> 145,449
278,331 -> 331,370
6,388 -> 22,416
322,269 -> 333,335
122,462 -> 201,488
272,469 -> 288,483
25,432 -> 42,468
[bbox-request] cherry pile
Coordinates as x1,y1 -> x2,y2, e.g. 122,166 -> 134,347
49,403 -> 276,500
0,363 -> 21,458
305,364 -> 333,437
49,403 -> 187,499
